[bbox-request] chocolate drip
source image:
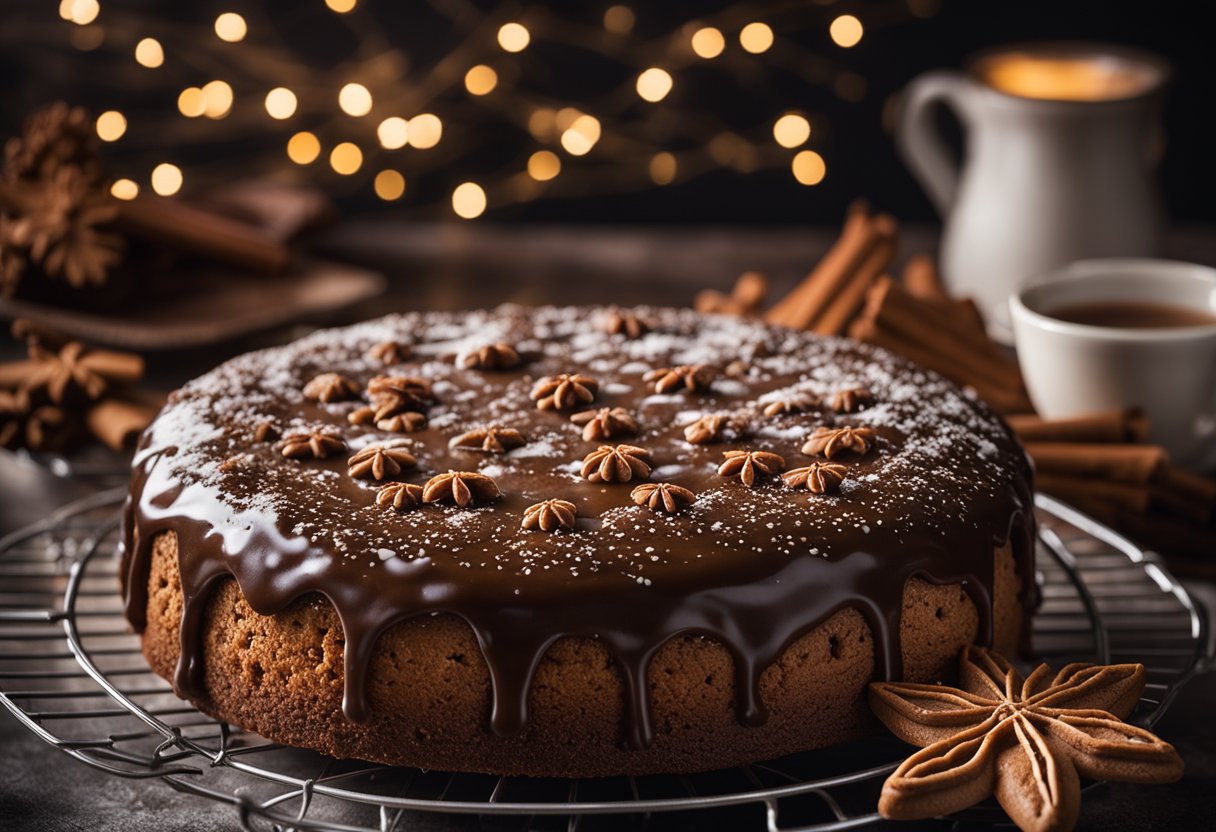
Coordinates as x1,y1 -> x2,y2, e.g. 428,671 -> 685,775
119,305 -> 1034,750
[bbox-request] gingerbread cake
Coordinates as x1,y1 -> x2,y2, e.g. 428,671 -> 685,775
121,304 -> 1034,777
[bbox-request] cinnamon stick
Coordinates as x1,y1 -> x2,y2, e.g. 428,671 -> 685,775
849,318 -> 1031,414
902,252 -> 948,301
1006,409 -> 1149,443
852,277 -> 1030,407
1035,473 -> 1151,514
1024,442 -> 1167,484
731,271 -> 769,313
115,193 -> 291,274
0,360 -> 37,389
812,215 -> 897,336
765,202 -> 883,329
85,396 -> 160,451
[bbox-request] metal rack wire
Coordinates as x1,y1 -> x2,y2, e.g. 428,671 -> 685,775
1,490 -> 1209,832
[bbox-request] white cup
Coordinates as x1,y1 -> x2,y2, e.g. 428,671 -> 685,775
1009,258 -> 1216,470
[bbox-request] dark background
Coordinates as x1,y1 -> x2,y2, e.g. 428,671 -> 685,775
1,0 -> 1211,224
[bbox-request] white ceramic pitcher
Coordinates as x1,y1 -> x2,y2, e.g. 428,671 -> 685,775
896,43 -> 1169,340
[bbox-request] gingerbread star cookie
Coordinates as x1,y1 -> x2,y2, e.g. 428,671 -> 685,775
868,646 -> 1183,832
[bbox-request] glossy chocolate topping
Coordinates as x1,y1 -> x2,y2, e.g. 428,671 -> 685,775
121,305 -> 1033,750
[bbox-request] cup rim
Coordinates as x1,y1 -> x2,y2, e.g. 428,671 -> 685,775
1010,258 -> 1216,341
966,41 -> 1171,107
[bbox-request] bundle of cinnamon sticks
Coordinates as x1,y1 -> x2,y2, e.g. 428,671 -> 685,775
694,204 -> 1216,572
0,320 -> 161,453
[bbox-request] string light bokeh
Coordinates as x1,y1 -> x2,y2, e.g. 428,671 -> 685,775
8,1 -> 936,220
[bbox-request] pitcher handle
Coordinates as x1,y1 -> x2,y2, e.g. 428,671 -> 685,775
896,71 -> 972,215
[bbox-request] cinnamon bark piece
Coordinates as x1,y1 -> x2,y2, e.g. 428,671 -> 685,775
1023,442 -> 1167,484
1006,409 -> 1149,443
85,395 -> 161,451
812,215 -> 897,335
902,252 -> 948,301
114,193 -> 290,274
765,202 -> 883,329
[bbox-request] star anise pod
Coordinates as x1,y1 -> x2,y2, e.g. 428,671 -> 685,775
782,462 -> 847,494
531,373 -> 598,411
6,168 -> 122,289
580,444 -> 652,483
368,375 -> 433,419
521,498 -> 578,531
348,406 -> 376,426
422,470 -> 502,507
761,395 -> 819,417
802,426 -> 876,459
644,364 -> 715,394
347,441 -> 418,480
367,341 -> 411,365
1,388 -> 28,449
376,482 -> 425,513
870,646 -> 1183,830
717,450 -> 785,487
600,308 -> 650,339
377,412 -> 428,433
277,431 -> 346,460
25,341 -> 122,404
303,372 -> 360,403
683,413 -> 726,444
24,405 -> 79,452
570,407 -> 638,441
459,342 -> 521,370
449,425 -> 526,453
630,482 -> 696,514
253,421 -> 279,443
830,387 -> 873,413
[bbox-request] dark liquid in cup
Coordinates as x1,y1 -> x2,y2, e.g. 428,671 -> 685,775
1049,300 -> 1216,328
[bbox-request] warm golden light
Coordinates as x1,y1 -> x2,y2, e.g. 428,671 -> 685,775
636,67 -> 673,103
739,22 -> 773,54
464,64 -> 498,96
829,15 -> 863,48
63,0 -> 99,25
555,107 -> 581,132
980,54 -> 1155,102
325,0 -> 357,12
214,12 -> 247,43
110,179 -> 139,200
772,113 -> 811,148
603,5 -> 635,34
177,87 -> 206,118
792,150 -> 826,185
690,27 -> 725,59
134,37 -> 164,68
497,22 -> 530,53
452,182 -> 487,218
407,114 -> 442,149
527,108 -> 556,139
287,131 -> 322,164
374,170 -> 406,201
560,114 -> 601,156
329,142 -> 363,175
527,150 -> 561,181
94,111 -> 126,142
264,87 -> 297,119
377,116 -> 409,149
151,163 -> 183,196
338,83 -> 373,117
649,152 -> 677,185
201,80 -> 234,119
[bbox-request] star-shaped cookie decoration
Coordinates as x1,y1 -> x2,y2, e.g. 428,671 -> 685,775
869,646 -> 1183,832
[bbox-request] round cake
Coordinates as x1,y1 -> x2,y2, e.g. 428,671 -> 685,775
121,304 -> 1034,777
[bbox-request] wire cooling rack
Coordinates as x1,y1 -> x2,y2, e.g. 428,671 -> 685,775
0,490 -> 1210,832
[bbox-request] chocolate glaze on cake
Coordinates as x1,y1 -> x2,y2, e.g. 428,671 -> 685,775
121,305 -> 1033,751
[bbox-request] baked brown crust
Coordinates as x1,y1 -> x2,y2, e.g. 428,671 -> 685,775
140,530 -> 1020,777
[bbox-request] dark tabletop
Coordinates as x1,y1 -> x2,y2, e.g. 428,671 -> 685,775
3,221 -> 1215,831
